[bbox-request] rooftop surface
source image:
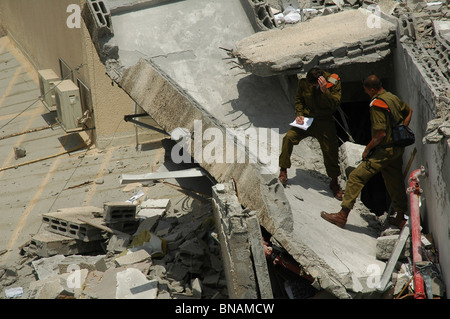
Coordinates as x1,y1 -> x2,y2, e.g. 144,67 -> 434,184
0,35 -> 209,266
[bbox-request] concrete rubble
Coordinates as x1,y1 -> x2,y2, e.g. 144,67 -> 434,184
1,0 -> 449,300
75,0 -> 450,298
230,8 -> 397,76
0,191 -> 229,299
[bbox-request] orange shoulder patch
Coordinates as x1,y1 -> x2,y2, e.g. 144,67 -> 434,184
326,74 -> 340,88
370,98 -> 390,110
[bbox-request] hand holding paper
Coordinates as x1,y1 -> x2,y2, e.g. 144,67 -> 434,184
290,117 -> 314,130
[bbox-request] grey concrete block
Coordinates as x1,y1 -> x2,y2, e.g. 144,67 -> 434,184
115,249 -> 152,266
29,269 -> 89,299
85,0 -> 112,34
32,255 -> 65,280
339,141 -> 365,180
42,207 -> 104,242
58,255 -> 108,273
104,201 -> 137,222
81,269 -> 120,299
376,235 -> 411,261
106,233 -> 131,253
27,231 -> 103,257
29,276 -> 66,299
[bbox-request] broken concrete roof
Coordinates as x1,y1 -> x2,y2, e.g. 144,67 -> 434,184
231,8 -> 397,76
78,0 -> 410,298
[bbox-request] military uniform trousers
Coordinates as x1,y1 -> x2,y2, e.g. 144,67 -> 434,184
279,118 -> 340,178
341,146 -> 408,214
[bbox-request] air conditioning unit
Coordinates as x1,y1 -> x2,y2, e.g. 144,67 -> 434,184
38,69 -> 60,111
54,80 -> 83,131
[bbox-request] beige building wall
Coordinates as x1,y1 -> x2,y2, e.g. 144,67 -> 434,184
0,0 -> 163,149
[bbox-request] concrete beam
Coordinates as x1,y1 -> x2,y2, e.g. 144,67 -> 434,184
212,182 -> 273,299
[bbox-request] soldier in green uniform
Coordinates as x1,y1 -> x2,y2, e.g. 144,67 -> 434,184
278,67 -> 343,200
321,75 -> 413,229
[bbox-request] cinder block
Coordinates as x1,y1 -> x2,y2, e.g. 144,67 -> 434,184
104,201 -> 137,222
42,207 -> 104,242
86,0 -> 112,32
27,231 -> 103,257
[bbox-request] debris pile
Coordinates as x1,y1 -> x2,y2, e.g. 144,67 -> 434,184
375,225 -> 446,299
1,193 -> 228,299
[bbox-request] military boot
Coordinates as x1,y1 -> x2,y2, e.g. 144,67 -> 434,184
320,208 -> 350,228
329,177 -> 343,201
278,169 -> 288,185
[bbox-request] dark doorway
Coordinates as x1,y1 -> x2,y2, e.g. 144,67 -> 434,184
334,101 -> 391,216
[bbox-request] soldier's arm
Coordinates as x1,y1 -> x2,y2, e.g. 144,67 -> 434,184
400,100 -> 412,126
363,130 -> 386,159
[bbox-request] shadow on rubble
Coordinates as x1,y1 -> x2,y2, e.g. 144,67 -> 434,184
226,73 -> 295,130
288,168 -> 333,194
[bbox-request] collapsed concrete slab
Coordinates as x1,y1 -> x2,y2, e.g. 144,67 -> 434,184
212,182 -> 273,299
231,8 -> 397,76
83,0 -> 403,298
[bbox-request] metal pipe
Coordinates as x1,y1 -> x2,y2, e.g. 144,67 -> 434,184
407,166 -> 426,299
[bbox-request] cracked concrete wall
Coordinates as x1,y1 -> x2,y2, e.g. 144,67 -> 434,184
393,37 -> 450,292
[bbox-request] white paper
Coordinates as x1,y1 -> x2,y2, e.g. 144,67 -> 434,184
289,117 -> 314,130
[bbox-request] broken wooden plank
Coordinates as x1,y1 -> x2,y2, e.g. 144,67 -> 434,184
120,167 -> 205,184
377,220 -> 410,292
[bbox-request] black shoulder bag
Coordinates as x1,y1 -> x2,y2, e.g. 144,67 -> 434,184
374,98 -> 415,147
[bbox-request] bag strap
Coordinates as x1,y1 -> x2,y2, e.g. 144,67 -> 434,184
370,97 -> 400,126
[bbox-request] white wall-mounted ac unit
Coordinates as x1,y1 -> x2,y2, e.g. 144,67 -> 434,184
54,80 -> 83,131
38,69 -> 60,111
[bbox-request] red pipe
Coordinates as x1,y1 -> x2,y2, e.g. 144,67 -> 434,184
407,166 -> 426,299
